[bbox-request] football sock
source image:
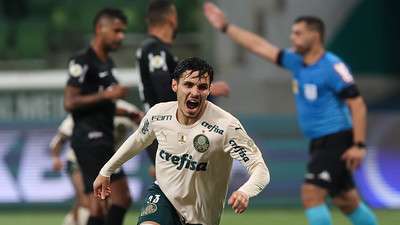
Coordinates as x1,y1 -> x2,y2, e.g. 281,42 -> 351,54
347,202 -> 378,225
305,204 -> 333,225
105,204 -> 128,225
87,216 -> 104,225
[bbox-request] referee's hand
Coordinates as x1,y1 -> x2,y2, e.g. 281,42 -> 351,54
93,175 -> 111,200
341,146 -> 366,171
228,190 -> 249,214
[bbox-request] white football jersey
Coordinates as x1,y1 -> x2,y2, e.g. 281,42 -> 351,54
55,100 -> 139,162
100,101 -> 270,225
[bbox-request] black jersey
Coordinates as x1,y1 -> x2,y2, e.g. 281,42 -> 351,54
136,35 -> 178,110
66,47 -> 118,147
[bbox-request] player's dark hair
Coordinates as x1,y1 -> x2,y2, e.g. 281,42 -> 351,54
172,57 -> 214,83
146,0 -> 175,26
295,16 -> 325,43
93,8 -> 127,30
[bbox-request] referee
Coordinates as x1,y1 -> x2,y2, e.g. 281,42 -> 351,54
204,3 -> 377,225
64,8 -> 139,225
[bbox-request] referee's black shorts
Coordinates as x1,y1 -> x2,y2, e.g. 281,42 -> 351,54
305,129 -> 355,197
72,144 -> 126,193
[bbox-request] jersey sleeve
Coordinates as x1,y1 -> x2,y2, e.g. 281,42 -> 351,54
277,48 -> 302,74
58,115 -> 74,137
99,107 -> 157,177
66,56 -> 88,87
223,118 -> 270,197
328,61 -> 355,93
137,44 -> 176,106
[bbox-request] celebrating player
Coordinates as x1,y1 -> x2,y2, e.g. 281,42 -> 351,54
94,57 -> 270,225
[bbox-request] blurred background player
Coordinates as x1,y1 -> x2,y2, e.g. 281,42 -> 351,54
94,57 -> 270,225
136,0 -> 231,167
204,2 -> 377,225
50,100 -> 141,225
64,8 -> 141,225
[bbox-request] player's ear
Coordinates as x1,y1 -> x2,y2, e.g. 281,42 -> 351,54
172,79 -> 178,93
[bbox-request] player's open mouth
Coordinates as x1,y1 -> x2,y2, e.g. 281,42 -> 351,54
186,99 -> 200,109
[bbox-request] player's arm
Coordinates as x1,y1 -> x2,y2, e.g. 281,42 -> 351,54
93,110 -> 156,199
64,58 -> 128,112
49,115 -> 73,171
204,2 -> 280,63
115,106 -> 144,125
49,132 -> 69,172
64,85 -> 127,112
210,80 -> 230,97
224,119 -> 270,214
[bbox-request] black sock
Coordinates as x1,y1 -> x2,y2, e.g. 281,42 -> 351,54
105,205 -> 128,225
87,216 -> 105,225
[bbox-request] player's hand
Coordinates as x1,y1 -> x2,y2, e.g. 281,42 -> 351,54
341,146 -> 366,171
210,81 -> 230,97
52,156 -> 63,172
93,175 -> 111,200
129,111 -> 144,125
203,2 -> 228,31
228,191 -> 249,214
103,85 -> 128,100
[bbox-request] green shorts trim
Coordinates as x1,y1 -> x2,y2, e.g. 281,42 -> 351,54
137,183 -> 182,225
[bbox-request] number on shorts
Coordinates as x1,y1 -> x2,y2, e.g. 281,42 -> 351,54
147,194 -> 160,204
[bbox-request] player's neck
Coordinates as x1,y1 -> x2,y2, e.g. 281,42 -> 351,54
148,26 -> 174,44
91,39 -> 109,62
304,45 -> 325,65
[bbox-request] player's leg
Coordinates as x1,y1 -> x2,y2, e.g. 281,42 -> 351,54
70,166 -> 90,225
73,146 -> 107,225
333,188 -> 377,225
105,173 -> 132,225
137,183 -> 181,225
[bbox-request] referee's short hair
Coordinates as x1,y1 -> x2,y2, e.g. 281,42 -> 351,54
146,0 -> 175,26
93,8 -> 127,30
295,16 -> 325,43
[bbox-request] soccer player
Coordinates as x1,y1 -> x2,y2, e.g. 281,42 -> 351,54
136,0 -> 231,166
203,2 -> 377,225
93,57 -> 270,225
64,8 -> 141,225
50,100 -> 141,225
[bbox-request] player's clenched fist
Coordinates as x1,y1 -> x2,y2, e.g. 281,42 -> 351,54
93,175 -> 111,200
228,191 -> 249,214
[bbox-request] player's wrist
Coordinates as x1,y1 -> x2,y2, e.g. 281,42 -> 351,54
221,21 -> 230,33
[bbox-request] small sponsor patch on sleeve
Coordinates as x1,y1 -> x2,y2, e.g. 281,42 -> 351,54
334,63 -> 354,83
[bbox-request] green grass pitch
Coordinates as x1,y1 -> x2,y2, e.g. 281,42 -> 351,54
0,208 -> 398,225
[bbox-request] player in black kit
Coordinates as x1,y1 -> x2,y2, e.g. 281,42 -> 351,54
64,8 -> 141,225
136,0 -> 231,166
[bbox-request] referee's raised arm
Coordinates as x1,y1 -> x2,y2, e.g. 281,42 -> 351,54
203,2 -> 280,64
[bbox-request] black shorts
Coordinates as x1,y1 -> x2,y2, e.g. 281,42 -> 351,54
305,129 -> 355,197
137,183 -> 182,225
72,144 -> 125,193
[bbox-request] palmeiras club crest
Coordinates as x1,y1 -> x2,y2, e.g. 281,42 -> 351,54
193,134 -> 209,153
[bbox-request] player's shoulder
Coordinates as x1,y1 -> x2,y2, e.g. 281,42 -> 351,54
207,102 -> 238,124
140,36 -> 168,53
148,101 -> 176,115
69,47 -> 91,64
